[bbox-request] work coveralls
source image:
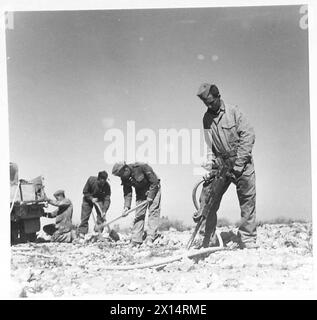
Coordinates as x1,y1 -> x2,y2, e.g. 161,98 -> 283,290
200,101 -> 256,245
121,162 -> 161,244
78,177 -> 111,234
44,198 -> 74,243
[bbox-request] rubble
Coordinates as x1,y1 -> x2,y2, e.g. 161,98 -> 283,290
10,223 -> 313,297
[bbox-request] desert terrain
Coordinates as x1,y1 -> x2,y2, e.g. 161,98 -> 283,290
10,222 -> 313,298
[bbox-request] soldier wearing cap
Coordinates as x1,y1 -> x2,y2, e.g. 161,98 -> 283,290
112,162 -> 161,246
78,171 -> 111,236
43,190 -> 74,242
196,83 -> 258,249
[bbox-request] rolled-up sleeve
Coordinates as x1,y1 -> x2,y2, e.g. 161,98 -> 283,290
48,198 -> 72,218
49,198 -> 71,210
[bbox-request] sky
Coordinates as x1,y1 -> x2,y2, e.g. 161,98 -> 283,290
6,5 -> 311,228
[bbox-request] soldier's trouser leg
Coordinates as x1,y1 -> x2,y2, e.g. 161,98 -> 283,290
235,171 -> 257,243
202,179 -> 231,247
147,189 -> 161,241
51,231 -> 72,243
132,200 -> 147,244
78,199 -> 93,234
198,182 -> 211,235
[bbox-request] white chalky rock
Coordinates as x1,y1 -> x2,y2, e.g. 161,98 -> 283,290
127,282 -> 139,291
8,280 -> 24,298
134,250 -> 151,259
9,223 -> 313,296
52,284 -> 64,297
223,278 -> 240,288
17,268 -> 32,283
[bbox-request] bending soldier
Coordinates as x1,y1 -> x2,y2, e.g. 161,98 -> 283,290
112,162 -> 161,247
78,171 -> 111,236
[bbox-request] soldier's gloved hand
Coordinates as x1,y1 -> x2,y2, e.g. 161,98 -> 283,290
232,165 -> 244,178
203,171 -> 211,181
203,169 -> 217,181
97,215 -> 105,224
146,197 -> 153,206
91,198 -> 98,203
192,211 -> 202,223
122,207 -> 130,217
201,161 -> 213,171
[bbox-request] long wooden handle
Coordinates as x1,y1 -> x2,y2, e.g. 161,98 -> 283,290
93,200 -> 148,229
101,246 -> 228,271
104,200 -> 148,227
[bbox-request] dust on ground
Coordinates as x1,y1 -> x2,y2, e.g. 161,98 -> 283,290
10,223 -> 313,297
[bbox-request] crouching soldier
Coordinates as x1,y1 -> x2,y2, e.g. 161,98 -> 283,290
43,190 -> 75,243
78,171 -> 111,237
112,162 -> 161,247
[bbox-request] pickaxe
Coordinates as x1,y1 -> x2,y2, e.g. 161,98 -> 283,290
93,200 -> 148,241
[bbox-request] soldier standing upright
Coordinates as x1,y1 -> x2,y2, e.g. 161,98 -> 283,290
196,83 -> 258,249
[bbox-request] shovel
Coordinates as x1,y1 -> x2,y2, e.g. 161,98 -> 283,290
92,203 -> 120,242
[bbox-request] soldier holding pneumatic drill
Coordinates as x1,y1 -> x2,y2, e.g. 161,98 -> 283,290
195,83 -> 258,250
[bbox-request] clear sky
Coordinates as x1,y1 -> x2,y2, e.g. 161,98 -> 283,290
6,6 -> 311,227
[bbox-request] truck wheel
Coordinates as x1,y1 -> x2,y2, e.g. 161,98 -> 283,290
20,231 -> 37,243
20,218 -> 40,243
26,233 -> 37,242
19,230 -> 27,243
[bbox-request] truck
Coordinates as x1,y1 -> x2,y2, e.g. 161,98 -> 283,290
10,162 -> 47,244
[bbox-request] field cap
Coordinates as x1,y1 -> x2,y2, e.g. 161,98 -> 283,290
112,162 -> 126,176
53,189 -> 65,197
197,83 -> 220,101
97,171 -> 108,180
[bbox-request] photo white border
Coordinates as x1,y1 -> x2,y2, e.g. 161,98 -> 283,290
0,0 -> 316,300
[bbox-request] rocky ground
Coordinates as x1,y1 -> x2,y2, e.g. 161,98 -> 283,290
10,223 -> 313,298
